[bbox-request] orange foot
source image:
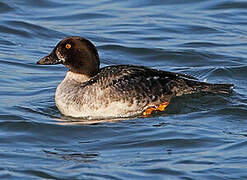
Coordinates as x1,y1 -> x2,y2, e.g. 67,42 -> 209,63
143,102 -> 169,116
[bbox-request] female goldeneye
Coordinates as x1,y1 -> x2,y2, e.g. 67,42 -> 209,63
37,36 -> 233,118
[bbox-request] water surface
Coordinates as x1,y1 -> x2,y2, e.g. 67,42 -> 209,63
0,0 -> 247,179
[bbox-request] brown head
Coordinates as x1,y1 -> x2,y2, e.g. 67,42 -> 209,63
37,36 -> 100,77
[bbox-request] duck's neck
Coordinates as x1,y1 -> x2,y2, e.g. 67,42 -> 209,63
64,71 -> 91,83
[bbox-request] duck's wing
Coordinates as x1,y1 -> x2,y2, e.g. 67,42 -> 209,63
94,65 -> 186,97
98,65 -> 197,82
159,69 -> 198,80
95,65 -> 233,96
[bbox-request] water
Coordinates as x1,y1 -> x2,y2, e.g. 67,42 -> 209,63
0,0 -> 247,179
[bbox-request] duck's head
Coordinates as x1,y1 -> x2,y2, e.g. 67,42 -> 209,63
37,36 -> 100,77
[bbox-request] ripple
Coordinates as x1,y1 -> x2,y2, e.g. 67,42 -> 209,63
0,2 -> 14,14
0,37 -> 16,46
180,42 -> 228,48
16,0 -> 65,8
43,149 -> 99,163
39,12 -> 116,22
210,1 -> 247,10
0,20 -> 66,39
99,44 -> 227,67
181,24 -> 223,35
0,24 -> 30,37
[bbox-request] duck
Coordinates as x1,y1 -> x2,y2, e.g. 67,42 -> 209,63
37,36 -> 233,118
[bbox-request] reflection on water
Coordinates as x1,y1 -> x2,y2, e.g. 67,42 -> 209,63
55,117 -> 134,125
0,0 -> 247,179
43,149 -> 99,163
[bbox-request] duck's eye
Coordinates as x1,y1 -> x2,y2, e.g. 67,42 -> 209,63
65,44 -> 71,49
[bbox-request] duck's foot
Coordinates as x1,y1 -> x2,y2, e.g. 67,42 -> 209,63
143,102 -> 169,116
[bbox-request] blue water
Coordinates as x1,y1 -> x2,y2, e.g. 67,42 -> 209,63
1,0 -> 247,179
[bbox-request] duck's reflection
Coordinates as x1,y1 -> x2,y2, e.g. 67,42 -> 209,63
54,115 -> 138,125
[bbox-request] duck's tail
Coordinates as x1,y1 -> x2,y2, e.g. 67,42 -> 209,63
185,80 -> 234,94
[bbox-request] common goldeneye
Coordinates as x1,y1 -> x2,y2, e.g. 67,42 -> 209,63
37,36 -> 233,118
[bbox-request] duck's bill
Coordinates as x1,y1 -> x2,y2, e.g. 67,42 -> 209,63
37,52 -> 62,65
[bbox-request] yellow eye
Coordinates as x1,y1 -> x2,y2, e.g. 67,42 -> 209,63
65,44 -> 71,49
